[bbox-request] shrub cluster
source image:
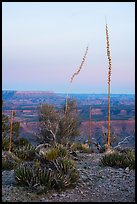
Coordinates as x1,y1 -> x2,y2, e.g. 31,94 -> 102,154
100,149 -> 135,169
41,144 -> 68,161
2,151 -> 21,170
14,144 -> 79,192
70,142 -> 92,153
13,144 -> 36,161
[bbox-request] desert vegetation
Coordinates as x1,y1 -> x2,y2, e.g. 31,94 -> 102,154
2,21 -> 135,202
65,46 -> 88,115
106,21 -> 112,149
100,148 -> 135,169
38,99 -> 80,145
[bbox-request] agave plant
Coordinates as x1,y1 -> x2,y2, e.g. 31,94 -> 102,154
13,144 -> 36,161
50,157 -> 79,189
14,145 -> 79,191
37,168 -> 53,188
100,150 -> 135,169
40,144 -> 68,161
2,157 -> 15,170
15,163 -> 34,186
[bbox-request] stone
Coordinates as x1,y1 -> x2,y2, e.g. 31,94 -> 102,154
125,167 -> 129,171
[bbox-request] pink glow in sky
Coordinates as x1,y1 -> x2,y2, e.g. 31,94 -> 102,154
2,2 -> 135,94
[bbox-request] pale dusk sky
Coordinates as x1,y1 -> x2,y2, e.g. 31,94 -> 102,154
2,2 -> 135,94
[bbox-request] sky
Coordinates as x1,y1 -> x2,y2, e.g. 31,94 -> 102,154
2,2 -> 135,94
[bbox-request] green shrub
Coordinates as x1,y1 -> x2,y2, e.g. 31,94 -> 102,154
2,151 -> 21,170
49,157 -> 79,189
45,148 -> 59,161
2,137 -> 10,151
56,144 -> 68,157
13,144 -> 36,161
15,163 -> 34,186
2,137 -> 29,151
15,156 -> 79,191
70,142 -> 92,153
100,150 -> 135,169
2,157 -> 15,170
70,142 -> 83,151
99,144 -> 109,153
81,144 -> 92,153
41,144 -> 68,161
14,138 -> 30,147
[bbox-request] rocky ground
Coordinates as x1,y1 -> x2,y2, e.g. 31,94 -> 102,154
2,152 -> 135,202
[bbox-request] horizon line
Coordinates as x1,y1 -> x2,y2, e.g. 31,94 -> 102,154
2,89 -> 135,95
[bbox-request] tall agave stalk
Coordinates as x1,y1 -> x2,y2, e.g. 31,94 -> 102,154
9,110 -> 15,152
106,22 -> 112,149
65,46 -> 88,115
88,106 -> 92,145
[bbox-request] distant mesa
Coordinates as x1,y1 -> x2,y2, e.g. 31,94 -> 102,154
15,91 -> 55,95
2,90 -> 56,100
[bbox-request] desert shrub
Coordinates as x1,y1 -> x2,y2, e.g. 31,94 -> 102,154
116,147 -> 135,155
45,148 -> 59,161
39,144 -> 68,161
2,157 -> 15,170
13,144 -> 36,161
15,163 -> 36,186
2,136 -> 16,151
14,138 -> 30,147
56,144 -> 68,157
70,142 -> 92,153
15,162 -> 52,188
70,142 -> 83,151
99,144 -> 109,153
51,158 -> 79,189
15,156 -> 79,191
2,151 -> 21,170
81,144 -> 92,153
38,99 -> 81,145
100,150 -> 135,169
2,137 -> 30,152
2,136 -> 10,151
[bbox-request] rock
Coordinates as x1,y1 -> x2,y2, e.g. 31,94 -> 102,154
125,167 -> 129,171
2,170 -> 15,186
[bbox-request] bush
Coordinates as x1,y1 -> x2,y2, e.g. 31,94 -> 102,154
70,142 -> 92,153
70,142 -> 83,151
100,150 -> 135,169
99,144 -> 109,153
14,143 -> 79,191
2,151 -> 21,170
50,157 -> 79,189
39,144 -> 68,161
2,157 -> 15,170
2,137 -> 10,151
14,138 -> 30,147
38,100 -> 80,144
15,163 -> 38,187
15,156 -> 79,191
13,144 -> 36,161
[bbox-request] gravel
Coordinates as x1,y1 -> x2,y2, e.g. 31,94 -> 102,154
2,152 -> 135,202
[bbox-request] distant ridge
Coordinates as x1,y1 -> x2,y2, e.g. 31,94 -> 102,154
15,91 -> 55,95
2,90 -> 56,101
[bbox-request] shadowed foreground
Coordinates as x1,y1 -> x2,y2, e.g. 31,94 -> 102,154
2,153 -> 135,202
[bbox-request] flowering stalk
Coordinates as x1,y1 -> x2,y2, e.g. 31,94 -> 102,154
88,106 -> 92,145
65,46 -> 88,115
9,110 -> 15,152
106,23 -> 112,149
